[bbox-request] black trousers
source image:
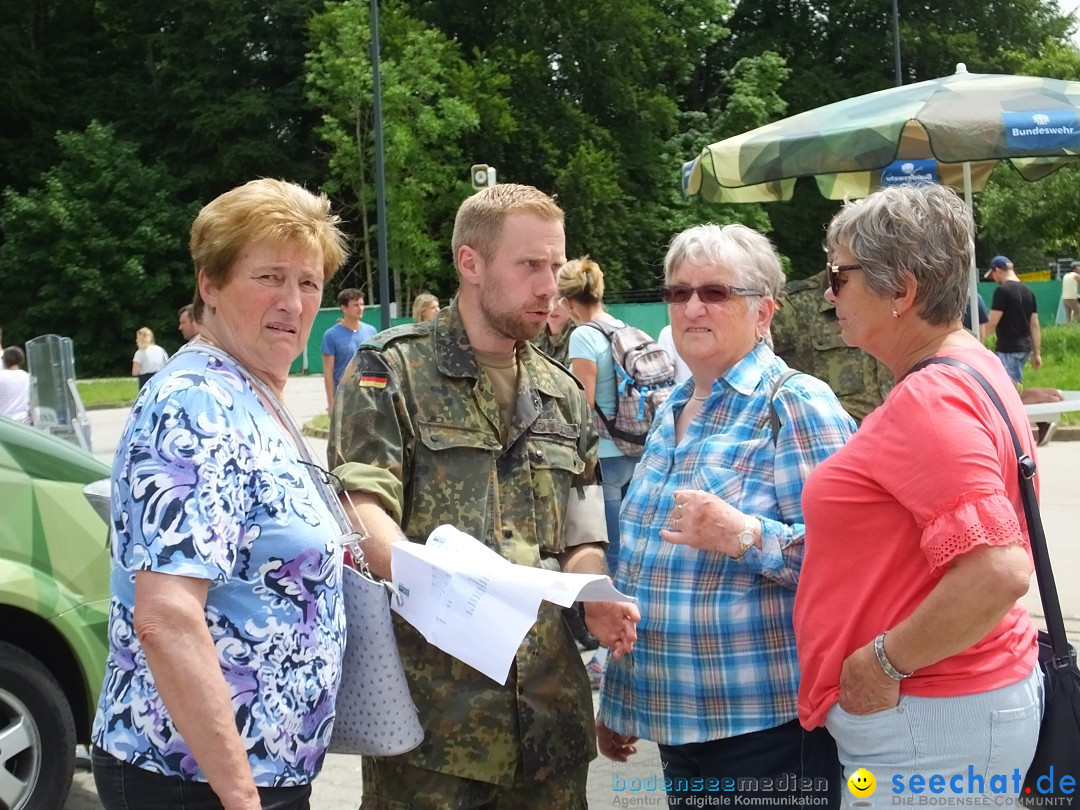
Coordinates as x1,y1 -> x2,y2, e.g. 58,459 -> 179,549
658,720 -> 842,807
91,746 -> 311,810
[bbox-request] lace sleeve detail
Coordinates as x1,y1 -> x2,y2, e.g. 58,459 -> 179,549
921,490 -> 1025,572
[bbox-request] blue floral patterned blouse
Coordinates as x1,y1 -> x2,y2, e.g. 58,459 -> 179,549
91,350 -> 346,786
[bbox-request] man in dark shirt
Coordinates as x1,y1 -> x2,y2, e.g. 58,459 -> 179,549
985,255 -> 1041,382
985,255 -> 1054,444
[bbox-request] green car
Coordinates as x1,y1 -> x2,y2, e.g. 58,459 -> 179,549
0,416 -> 111,809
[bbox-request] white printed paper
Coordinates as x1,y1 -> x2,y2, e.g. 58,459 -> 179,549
390,524 -> 634,684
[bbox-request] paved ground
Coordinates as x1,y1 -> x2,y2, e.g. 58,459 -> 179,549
67,373 -> 1080,809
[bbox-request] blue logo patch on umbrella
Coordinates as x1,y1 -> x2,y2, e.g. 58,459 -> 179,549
1003,110 -> 1080,150
881,159 -> 938,187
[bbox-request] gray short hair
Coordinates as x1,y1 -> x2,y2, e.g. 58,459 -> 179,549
663,224 -> 785,311
825,184 -> 974,326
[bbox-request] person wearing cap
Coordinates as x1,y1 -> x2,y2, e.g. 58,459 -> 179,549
1062,261 -> 1080,324
985,256 -> 1056,445
985,256 -> 1041,381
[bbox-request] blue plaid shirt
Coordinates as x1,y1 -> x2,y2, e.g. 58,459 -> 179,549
599,343 -> 855,744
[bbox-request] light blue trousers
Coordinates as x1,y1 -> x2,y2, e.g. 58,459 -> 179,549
826,666 -> 1043,807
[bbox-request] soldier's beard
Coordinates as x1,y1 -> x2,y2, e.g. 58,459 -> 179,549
478,283 -> 548,343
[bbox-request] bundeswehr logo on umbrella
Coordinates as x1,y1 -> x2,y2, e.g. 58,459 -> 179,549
1003,110 -> 1080,150
881,159 -> 938,187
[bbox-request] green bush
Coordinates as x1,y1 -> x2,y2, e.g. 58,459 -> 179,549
1023,325 -> 1080,424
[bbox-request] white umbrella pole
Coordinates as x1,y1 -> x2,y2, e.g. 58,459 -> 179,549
963,162 -> 981,339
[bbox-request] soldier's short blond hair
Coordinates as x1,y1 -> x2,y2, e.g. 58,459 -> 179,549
190,178 -> 349,320
452,184 -> 563,267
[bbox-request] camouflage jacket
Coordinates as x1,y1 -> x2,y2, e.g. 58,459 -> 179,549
328,300 -> 599,786
530,323 -> 574,366
771,271 -> 893,423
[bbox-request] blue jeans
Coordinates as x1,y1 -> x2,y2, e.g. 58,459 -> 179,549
91,746 -> 312,810
658,720 -> 841,807
825,666 -> 1042,805
995,351 -> 1029,383
599,455 -> 637,575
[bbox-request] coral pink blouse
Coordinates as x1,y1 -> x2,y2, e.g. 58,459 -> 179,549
795,347 -> 1039,730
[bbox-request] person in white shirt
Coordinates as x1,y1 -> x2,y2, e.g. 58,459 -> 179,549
131,327 -> 170,389
1062,261 -> 1080,324
0,346 -> 31,424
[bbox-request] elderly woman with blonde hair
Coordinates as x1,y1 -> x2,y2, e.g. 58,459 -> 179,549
93,179 -> 350,810
795,184 -> 1042,798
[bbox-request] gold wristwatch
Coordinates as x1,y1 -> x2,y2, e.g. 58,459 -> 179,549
733,515 -> 757,559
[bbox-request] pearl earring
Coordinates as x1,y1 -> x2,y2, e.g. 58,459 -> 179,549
892,310 -> 899,318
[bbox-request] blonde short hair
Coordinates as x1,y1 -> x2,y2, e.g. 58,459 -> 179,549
451,184 -> 563,266
135,327 -> 155,350
190,178 -> 349,320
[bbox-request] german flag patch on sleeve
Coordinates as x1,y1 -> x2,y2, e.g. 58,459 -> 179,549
358,371 -> 389,389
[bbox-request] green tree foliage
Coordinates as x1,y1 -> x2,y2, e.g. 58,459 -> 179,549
307,0 -> 502,306
403,0 -> 792,291
0,0 -> 106,193
3,0 -> 1080,375
0,0 -> 326,203
0,122 -> 196,374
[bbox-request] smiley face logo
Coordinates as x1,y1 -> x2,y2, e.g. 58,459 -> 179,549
848,768 -> 877,798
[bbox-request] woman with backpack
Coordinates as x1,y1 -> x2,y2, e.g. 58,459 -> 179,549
558,256 -> 641,687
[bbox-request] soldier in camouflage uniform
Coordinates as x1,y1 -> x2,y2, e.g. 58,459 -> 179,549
328,183 -> 640,809
771,269 -> 893,423
531,297 -> 574,366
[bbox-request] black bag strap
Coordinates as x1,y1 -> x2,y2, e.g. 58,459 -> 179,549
768,369 -> 802,446
908,356 -> 1070,666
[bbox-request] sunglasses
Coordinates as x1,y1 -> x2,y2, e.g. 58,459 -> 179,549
825,262 -> 863,296
660,283 -> 763,305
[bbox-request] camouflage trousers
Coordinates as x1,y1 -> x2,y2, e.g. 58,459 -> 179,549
360,756 -> 589,810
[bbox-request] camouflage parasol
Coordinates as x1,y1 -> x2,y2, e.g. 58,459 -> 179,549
683,64 -> 1080,203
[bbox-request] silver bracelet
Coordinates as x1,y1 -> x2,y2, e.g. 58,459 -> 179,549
874,632 -> 913,680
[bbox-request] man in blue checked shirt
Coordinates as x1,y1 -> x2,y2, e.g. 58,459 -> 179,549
596,223 -> 853,808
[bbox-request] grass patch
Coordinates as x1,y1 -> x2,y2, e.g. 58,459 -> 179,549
1023,325 -> 1080,425
304,413 -> 330,434
77,378 -> 139,408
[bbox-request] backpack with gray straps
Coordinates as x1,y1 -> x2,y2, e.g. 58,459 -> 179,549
585,321 -> 676,457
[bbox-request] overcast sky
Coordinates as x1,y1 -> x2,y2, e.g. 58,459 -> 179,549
1063,0 -> 1080,44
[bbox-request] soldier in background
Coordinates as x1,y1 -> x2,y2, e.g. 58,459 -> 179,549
531,294 -> 574,365
328,183 -> 639,808
771,269 -> 893,423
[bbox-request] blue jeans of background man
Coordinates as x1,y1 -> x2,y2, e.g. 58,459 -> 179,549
599,454 -> 637,575
995,350 -> 1029,383
92,746 -> 311,810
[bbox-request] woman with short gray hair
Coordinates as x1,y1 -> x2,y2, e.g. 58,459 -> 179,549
795,184 -> 1042,798
664,223 -> 787,308
598,222 -> 852,807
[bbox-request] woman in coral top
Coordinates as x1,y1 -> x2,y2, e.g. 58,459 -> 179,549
794,184 -> 1042,796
